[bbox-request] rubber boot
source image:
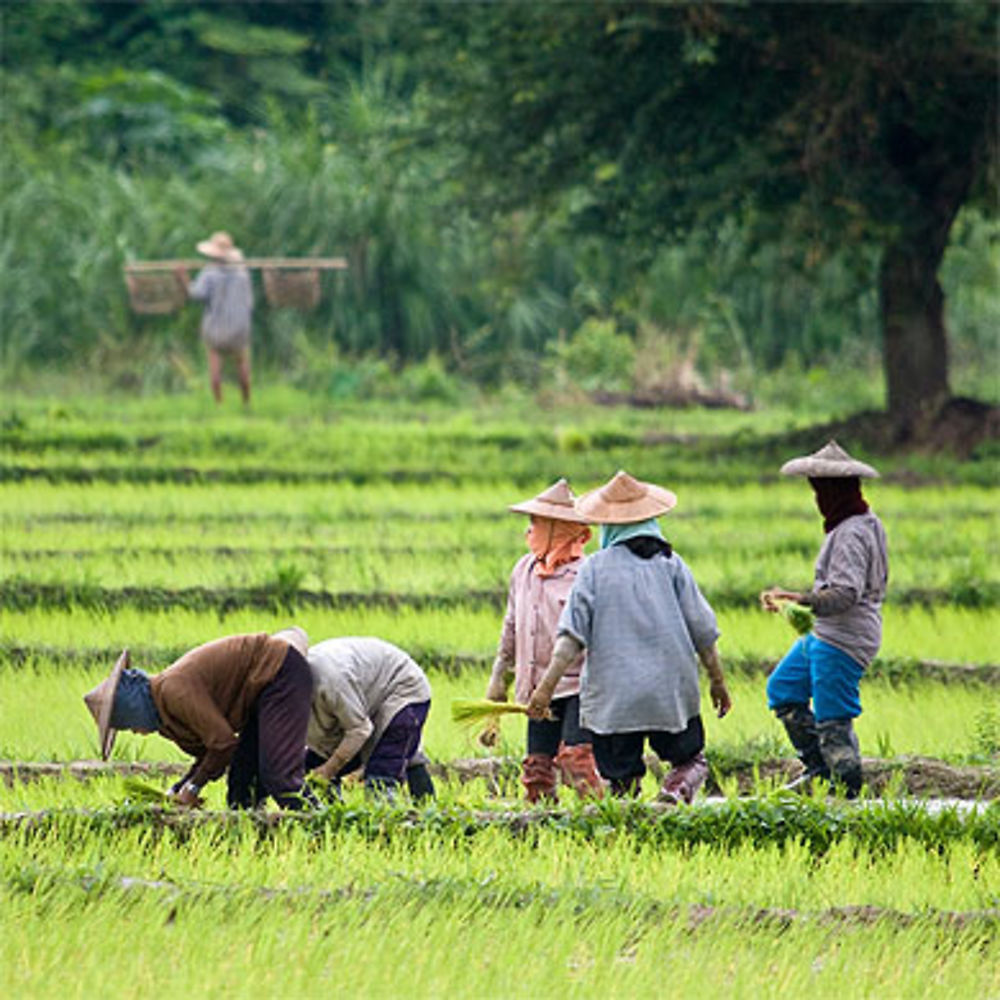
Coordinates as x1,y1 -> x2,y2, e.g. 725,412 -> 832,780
555,742 -> 606,800
775,703 -> 830,790
405,762 -> 436,802
817,718 -> 863,799
658,751 -> 709,805
521,753 -> 558,804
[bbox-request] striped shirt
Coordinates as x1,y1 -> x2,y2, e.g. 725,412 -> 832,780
189,264 -> 253,351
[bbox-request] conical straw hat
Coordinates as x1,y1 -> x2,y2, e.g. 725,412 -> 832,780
574,470 -> 677,524
780,440 -> 879,479
83,649 -> 130,761
508,478 -> 590,523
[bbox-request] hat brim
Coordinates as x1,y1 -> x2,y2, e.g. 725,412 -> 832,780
780,456 -> 879,478
196,240 -> 242,263
84,649 -> 129,760
574,485 -> 677,524
508,499 -> 590,523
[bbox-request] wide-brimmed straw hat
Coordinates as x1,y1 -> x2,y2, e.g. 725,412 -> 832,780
780,440 -> 879,479
575,470 -> 677,524
83,649 -> 130,760
196,231 -> 243,262
508,478 -> 590,523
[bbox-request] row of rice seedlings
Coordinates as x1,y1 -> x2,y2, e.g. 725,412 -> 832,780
3,876 -> 994,996
3,820 -> 997,917
3,475 -> 996,524
1,603 -> 995,675
1,650 -> 995,767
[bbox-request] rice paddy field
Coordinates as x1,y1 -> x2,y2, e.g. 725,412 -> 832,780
1,387 -> 998,998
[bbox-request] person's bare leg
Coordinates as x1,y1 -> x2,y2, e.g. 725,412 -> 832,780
206,347 -> 223,403
236,349 -> 251,406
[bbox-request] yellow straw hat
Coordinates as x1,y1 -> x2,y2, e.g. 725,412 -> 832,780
575,470 -> 677,524
508,478 -> 590,523
82,649 -> 130,760
196,231 -> 243,262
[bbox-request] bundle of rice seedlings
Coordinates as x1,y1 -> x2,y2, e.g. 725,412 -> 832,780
120,777 -> 168,804
782,602 -> 815,636
451,698 -> 533,727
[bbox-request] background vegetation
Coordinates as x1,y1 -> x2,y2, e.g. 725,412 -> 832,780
2,2 -> 997,414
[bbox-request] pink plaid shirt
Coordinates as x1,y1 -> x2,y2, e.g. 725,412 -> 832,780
496,552 -> 585,705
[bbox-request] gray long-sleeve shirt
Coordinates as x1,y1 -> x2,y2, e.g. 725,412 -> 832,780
806,512 -> 888,667
558,546 -> 720,735
306,638 -> 431,762
189,264 -> 253,351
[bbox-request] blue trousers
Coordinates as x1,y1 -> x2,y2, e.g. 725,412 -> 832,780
766,635 -> 864,721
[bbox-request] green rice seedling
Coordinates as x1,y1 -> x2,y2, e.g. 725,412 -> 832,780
781,601 -> 815,635
450,698 -> 533,726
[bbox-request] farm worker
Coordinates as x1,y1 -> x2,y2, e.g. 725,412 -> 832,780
83,626 -> 314,810
304,637 -> 435,799
484,478 -> 605,803
527,471 -> 732,803
174,231 -> 254,405
761,440 -> 888,798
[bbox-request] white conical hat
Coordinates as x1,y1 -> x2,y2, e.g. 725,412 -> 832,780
508,478 -> 590,523
780,440 -> 879,478
574,470 -> 677,524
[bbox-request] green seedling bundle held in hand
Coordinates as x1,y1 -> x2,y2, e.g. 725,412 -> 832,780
451,698 -> 533,727
119,778 -> 169,804
782,602 -> 815,636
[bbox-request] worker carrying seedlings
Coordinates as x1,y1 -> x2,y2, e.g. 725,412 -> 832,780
83,627 -> 314,810
174,231 -> 254,406
760,441 -> 888,798
304,637 -> 435,800
527,471 -> 731,803
483,478 -> 605,803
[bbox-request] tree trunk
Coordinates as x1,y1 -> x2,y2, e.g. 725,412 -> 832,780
879,240 -> 951,432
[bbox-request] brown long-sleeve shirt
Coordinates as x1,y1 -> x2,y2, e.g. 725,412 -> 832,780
150,633 -> 289,787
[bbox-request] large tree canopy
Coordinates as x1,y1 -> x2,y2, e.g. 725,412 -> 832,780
427,1 -> 997,431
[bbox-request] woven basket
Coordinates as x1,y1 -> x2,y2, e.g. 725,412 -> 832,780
262,268 -> 321,309
125,273 -> 186,315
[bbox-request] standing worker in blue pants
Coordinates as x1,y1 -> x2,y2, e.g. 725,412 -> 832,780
761,441 -> 889,797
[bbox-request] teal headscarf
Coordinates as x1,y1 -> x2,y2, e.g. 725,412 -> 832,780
599,517 -> 665,549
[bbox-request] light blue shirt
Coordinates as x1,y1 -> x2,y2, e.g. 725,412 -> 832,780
558,545 -> 719,735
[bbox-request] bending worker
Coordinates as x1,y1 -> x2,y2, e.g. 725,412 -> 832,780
761,441 -> 888,797
304,636 -> 435,799
528,470 -> 731,803
83,627 -> 313,809
485,478 -> 604,802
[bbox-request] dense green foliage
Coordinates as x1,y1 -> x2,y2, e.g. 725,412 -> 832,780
2,2 -> 997,414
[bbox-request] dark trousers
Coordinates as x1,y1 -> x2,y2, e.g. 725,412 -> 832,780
304,700 -> 433,797
591,715 -> 705,789
526,694 -> 593,756
227,646 -> 312,810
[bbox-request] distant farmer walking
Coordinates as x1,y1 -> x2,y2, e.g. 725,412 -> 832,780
484,478 -> 604,803
304,636 -> 435,800
761,441 -> 889,798
83,627 -> 313,809
527,471 -> 731,803
175,231 -> 254,405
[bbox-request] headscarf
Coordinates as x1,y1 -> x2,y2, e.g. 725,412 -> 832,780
809,476 -> 869,533
599,517 -> 665,549
526,516 -> 591,576
109,668 -> 161,733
